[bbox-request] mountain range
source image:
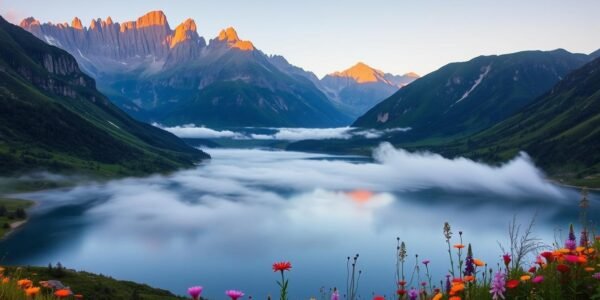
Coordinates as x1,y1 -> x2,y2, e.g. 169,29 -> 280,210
320,62 -> 419,117
354,49 -> 594,139
20,11 -> 359,127
0,16 -> 208,177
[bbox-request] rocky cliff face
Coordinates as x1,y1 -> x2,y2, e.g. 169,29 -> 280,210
20,11 -> 207,76
20,11 -> 351,127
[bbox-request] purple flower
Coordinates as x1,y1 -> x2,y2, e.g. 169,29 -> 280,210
331,289 -> 339,300
490,271 -> 506,300
226,290 -> 245,300
565,239 -> 576,251
188,286 -> 203,300
580,231 -> 589,247
568,224 -> 576,243
593,272 -> 600,280
408,289 -> 418,300
445,275 -> 451,294
422,260 -> 430,266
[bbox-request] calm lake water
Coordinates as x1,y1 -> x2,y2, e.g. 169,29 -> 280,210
1,145 -> 598,299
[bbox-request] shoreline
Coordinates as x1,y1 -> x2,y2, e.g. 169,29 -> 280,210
0,197 -> 37,239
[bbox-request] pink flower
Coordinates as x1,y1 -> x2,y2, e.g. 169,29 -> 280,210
188,286 -> 203,300
532,276 -> 544,283
226,290 -> 245,300
563,255 -> 579,264
422,260 -> 430,266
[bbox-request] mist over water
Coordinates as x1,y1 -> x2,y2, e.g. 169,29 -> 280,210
1,144 -> 597,299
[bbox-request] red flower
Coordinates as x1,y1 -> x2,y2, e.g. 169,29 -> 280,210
396,289 -> 406,296
540,251 -> 554,263
506,279 -> 519,289
373,296 -> 385,300
398,280 -> 407,287
503,254 -> 511,266
557,264 -> 570,273
272,261 -> 292,272
528,266 -> 537,273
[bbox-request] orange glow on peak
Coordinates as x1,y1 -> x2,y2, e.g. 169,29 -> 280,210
348,189 -> 373,203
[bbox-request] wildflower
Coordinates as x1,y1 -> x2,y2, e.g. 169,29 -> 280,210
398,280 -> 407,287
473,258 -> 485,267
1,277 -> 9,284
17,279 -> 32,289
421,281 -> 427,287
557,264 -> 570,273
226,290 -> 245,300
520,275 -> 531,281
396,289 -> 406,296
188,286 -> 203,300
506,279 -> 519,289
408,289 -> 418,300
464,245 -> 475,276
449,297 -> 461,300
55,289 -> 72,298
331,288 -> 339,300
593,272 -> 600,280
502,254 -> 511,267
568,224 -> 576,242
532,276 -> 544,283
25,287 -> 40,297
373,296 -> 385,300
563,255 -> 579,264
490,271 -> 506,300
453,244 -> 465,249
445,275 -> 451,294
585,267 -> 595,272
272,261 -> 292,272
528,266 -> 536,273
451,283 -> 465,294
444,222 -> 452,240
565,239 -> 576,251
463,275 -> 475,282
422,260 -> 430,266
432,293 -> 442,300
540,251 -> 554,263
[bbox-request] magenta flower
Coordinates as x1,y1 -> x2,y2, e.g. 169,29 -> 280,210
532,275 -> 544,283
331,289 -> 339,300
408,289 -> 418,300
593,272 -> 600,280
422,260 -> 430,266
226,290 -> 245,300
489,270 -> 506,300
188,286 -> 203,300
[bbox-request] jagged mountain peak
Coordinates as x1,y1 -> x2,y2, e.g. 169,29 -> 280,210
330,62 -> 386,83
136,10 -> 169,28
19,17 -> 40,28
215,27 -> 255,51
170,18 -> 200,48
71,17 -> 83,30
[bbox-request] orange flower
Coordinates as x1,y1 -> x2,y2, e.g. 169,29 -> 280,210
463,275 -> 475,282
453,244 -> 465,249
449,297 -> 462,300
2,277 -> 9,284
520,275 -> 531,281
473,259 -> 485,267
585,267 -> 595,272
25,287 -> 40,296
55,289 -> 72,298
450,283 -> 465,293
432,293 -> 443,300
17,279 -> 32,289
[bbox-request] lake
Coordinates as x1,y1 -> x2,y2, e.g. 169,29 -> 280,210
1,144 -> 598,299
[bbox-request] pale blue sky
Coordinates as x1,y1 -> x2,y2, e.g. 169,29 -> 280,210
2,0 -> 599,77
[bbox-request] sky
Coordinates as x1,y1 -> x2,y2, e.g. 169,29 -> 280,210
2,0 -> 599,77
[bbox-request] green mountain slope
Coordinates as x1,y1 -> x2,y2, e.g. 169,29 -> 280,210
0,16 -> 208,177
449,57 -> 600,186
353,50 -> 591,140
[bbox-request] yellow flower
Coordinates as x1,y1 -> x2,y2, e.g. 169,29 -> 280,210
520,275 -> 531,281
576,246 -> 586,252
432,293 -> 443,300
25,287 -> 40,296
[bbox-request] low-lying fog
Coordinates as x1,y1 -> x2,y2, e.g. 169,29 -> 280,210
1,144 -> 596,299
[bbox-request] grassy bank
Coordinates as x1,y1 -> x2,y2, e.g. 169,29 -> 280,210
0,198 -> 33,238
0,266 -> 184,300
